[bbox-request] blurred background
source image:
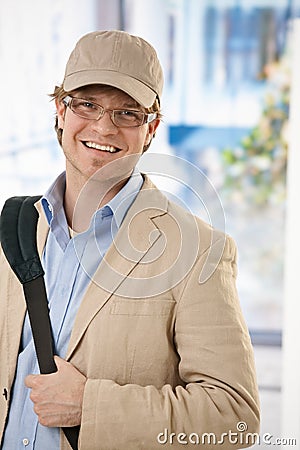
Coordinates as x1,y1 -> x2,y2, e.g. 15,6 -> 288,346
1,0 -> 299,447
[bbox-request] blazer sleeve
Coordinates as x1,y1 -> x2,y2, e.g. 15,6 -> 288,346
77,235 -> 260,450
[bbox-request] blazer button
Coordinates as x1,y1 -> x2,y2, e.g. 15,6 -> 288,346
2,388 -> 8,400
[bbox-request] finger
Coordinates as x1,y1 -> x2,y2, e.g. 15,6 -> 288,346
24,374 -> 38,388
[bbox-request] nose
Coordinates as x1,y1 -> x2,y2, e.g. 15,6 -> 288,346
90,110 -> 118,135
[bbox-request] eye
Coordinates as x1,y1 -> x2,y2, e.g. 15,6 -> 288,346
117,110 -> 142,119
80,100 -> 98,110
71,99 -> 100,117
71,98 -> 97,109
120,110 -> 136,116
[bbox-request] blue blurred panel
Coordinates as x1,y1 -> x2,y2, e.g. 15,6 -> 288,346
168,125 -> 251,151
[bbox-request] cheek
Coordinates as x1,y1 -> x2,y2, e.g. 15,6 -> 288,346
137,128 -> 151,148
60,123 -> 77,151
58,109 -> 82,133
61,116 -> 83,141
121,129 -> 147,152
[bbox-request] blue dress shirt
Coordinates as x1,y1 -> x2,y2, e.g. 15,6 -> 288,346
1,170 -> 143,450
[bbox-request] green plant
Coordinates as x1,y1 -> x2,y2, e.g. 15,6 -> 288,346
222,57 -> 289,206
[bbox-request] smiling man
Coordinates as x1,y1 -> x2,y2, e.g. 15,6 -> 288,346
0,30 -> 260,449
54,83 -> 160,229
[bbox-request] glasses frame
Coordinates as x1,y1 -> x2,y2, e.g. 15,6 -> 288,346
62,95 -> 157,128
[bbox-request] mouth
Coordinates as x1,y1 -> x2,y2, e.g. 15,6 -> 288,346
83,141 -> 122,153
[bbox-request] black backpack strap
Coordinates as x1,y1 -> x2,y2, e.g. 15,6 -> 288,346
0,196 -> 79,450
0,196 -> 56,373
0,196 -> 44,283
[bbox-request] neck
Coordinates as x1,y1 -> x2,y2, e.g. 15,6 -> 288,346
64,168 -> 129,233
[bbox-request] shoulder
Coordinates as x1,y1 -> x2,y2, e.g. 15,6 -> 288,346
141,176 -> 229,253
138,176 -> 236,278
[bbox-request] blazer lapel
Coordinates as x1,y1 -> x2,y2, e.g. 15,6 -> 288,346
35,199 -> 49,256
66,176 -> 168,360
6,272 -> 26,387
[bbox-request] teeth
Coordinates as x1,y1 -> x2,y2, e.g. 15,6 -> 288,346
85,142 -> 118,153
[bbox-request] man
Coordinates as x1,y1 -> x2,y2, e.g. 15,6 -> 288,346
0,30 -> 260,449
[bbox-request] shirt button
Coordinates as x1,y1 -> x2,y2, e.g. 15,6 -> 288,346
22,438 -> 30,446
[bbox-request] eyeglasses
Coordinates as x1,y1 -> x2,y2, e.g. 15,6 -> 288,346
63,96 -> 157,128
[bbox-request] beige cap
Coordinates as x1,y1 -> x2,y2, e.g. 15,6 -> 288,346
63,30 -> 164,108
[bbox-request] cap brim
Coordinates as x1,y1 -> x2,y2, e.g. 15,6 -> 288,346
63,70 -> 157,108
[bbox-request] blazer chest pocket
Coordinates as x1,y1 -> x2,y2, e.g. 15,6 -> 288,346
105,299 -> 177,385
110,298 -> 175,316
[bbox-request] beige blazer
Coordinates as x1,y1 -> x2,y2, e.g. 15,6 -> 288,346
0,176 -> 259,449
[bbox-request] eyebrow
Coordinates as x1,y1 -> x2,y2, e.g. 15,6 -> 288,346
122,101 -> 140,109
79,95 -> 140,109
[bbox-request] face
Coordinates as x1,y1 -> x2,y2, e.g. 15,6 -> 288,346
56,85 -> 160,183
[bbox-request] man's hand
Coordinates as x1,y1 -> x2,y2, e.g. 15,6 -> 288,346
25,356 -> 86,428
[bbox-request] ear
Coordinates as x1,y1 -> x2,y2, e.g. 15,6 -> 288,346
55,98 -> 66,129
144,118 -> 160,147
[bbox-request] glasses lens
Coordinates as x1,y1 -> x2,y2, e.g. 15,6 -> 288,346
71,98 -> 101,119
113,110 -> 144,127
66,98 -> 148,127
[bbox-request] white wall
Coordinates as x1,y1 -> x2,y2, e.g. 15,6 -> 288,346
0,0 -> 97,206
281,18 -> 300,448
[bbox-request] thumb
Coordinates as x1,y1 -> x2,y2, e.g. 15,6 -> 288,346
53,355 -> 68,370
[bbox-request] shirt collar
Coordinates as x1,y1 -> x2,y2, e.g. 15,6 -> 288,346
41,171 -> 66,225
105,168 -> 143,229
